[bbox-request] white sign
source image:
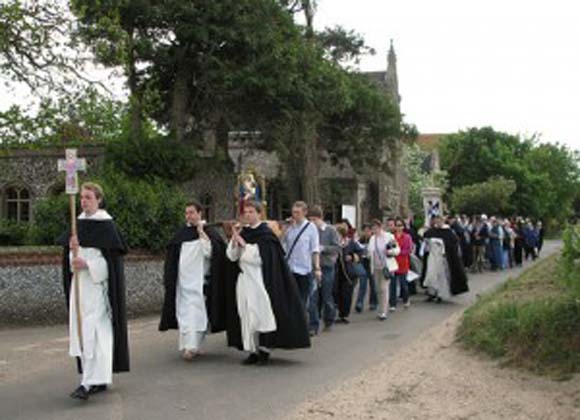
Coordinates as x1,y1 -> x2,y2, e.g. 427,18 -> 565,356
341,205 -> 357,227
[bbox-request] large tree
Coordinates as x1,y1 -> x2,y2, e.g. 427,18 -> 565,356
70,0 -> 161,144
70,1 -> 303,148
258,5 -> 402,203
70,0 -> 403,204
526,143 -> 580,220
440,127 -> 580,220
0,0 -> 106,95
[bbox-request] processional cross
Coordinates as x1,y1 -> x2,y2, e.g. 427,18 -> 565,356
57,149 -> 87,351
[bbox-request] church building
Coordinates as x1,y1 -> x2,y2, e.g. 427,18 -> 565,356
0,42 -> 409,228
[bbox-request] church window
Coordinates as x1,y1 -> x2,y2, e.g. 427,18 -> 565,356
4,185 -> 32,222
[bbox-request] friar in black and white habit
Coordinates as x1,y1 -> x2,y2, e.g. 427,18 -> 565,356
422,215 -> 469,301
226,201 -> 311,365
58,182 -> 129,401
159,201 -> 228,361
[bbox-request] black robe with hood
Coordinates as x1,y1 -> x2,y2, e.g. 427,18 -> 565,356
451,220 -> 472,269
423,227 -> 469,296
159,225 -> 228,333
58,217 -> 130,374
226,223 -> 311,350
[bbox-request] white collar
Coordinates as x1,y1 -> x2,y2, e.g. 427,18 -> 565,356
78,210 -> 113,221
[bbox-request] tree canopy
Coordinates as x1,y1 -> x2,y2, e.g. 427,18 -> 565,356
440,127 -> 580,221
66,0 -> 403,202
450,176 -> 517,216
0,88 -> 125,146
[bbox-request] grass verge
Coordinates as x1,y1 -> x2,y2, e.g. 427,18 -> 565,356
458,253 -> 580,379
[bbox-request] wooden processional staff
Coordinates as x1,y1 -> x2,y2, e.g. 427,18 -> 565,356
57,149 -> 87,352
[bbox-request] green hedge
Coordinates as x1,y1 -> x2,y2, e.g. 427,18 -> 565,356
95,170 -> 187,251
29,194 -> 70,245
31,169 -> 187,251
0,220 -> 32,246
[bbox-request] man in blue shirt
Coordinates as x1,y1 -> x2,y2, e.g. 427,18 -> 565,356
282,201 -> 321,315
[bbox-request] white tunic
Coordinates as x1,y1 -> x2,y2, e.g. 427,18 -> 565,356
69,210 -> 114,387
423,237 -> 452,300
226,238 -> 276,353
176,237 -> 212,351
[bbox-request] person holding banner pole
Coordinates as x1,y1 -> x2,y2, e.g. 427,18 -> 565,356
58,176 -> 129,401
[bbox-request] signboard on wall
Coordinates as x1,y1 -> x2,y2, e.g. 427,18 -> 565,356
341,205 -> 357,227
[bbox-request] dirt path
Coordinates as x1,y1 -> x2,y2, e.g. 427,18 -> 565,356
287,312 -> 580,420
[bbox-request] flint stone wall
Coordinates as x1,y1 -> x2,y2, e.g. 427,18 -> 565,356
0,258 -> 164,327
0,146 -> 106,220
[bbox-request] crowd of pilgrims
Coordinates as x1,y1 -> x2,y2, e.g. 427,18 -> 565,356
446,214 -> 545,273
60,182 -> 543,401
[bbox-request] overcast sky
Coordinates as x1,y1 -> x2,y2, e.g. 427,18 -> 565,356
314,0 -> 580,150
1,0 -> 578,151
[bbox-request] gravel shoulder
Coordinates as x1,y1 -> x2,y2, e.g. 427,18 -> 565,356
287,311 -> 580,420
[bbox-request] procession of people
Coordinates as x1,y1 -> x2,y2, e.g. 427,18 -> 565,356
59,181 -> 546,401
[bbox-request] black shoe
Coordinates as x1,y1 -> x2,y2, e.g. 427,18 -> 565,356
336,317 -> 350,324
88,385 -> 108,395
355,305 -> 362,313
257,350 -> 270,366
70,386 -> 89,400
243,353 -> 259,365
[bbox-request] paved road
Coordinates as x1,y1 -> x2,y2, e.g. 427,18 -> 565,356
0,241 -> 561,420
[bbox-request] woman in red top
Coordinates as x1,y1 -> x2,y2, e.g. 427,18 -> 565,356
389,218 -> 413,310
